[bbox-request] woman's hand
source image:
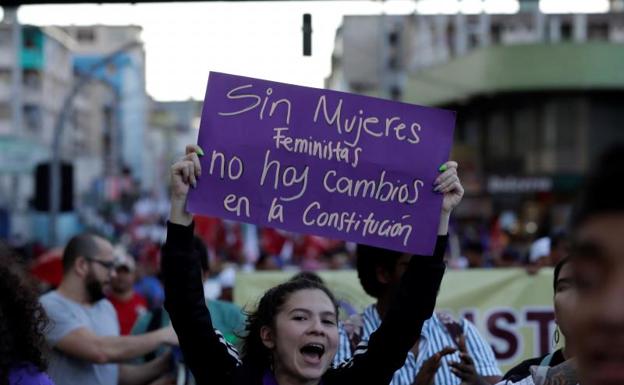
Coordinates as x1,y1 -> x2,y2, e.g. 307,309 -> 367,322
169,144 -> 203,226
435,161 -> 464,235
435,161 -> 464,214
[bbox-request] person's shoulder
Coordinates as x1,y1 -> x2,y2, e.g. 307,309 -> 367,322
458,316 -> 482,333
503,356 -> 545,381
209,299 -> 242,312
428,312 -> 454,330
39,290 -> 61,304
94,298 -> 117,315
39,291 -> 73,313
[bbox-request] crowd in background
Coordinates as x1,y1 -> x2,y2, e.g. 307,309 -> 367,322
1,187 -> 569,311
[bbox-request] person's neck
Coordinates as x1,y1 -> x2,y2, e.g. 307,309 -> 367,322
57,278 -> 91,305
561,342 -> 574,360
273,366 -> 320,385
111,289 -> 134,302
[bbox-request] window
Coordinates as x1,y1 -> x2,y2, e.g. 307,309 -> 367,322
0,29 -> 10,48
23,105 -> 42,133
0,69 -> 11,86
23,69 -> 42,90
0,103 -> 10,119
588,22 -> 609,40
76,28 -> 95,43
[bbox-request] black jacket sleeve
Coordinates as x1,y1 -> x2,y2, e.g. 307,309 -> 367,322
161,221 -> 240,385
326,237 -> 448,385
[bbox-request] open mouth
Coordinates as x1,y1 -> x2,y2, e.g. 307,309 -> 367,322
300,343 -> 325,363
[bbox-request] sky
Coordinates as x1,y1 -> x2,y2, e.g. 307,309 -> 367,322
13,1 -> 415,101
4,0 -> 608,101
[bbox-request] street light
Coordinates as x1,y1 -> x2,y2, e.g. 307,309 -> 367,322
48,40 -> 140,247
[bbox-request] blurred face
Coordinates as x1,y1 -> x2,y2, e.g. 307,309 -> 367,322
263,289 -> 339,384
85,238 -> 116,303
553,262 -> 575,344
569,214 -> 624,385
110,266 -> 135,294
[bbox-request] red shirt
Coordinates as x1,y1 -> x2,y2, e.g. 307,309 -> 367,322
108,292 -> 148,335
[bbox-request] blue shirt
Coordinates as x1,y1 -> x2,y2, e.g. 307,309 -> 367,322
334,305 -> 501,385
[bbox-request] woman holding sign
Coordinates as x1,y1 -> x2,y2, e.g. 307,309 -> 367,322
161,144 -> 464,385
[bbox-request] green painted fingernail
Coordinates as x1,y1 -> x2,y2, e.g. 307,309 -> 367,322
197,146 -> 205,156
438,164 -> 447,172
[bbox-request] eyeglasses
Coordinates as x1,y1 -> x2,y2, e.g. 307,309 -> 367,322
88,258 -> 117,272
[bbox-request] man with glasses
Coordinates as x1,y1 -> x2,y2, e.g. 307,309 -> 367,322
40,233 -> 179,385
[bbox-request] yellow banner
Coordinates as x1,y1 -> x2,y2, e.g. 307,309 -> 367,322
234,268 -> 558,372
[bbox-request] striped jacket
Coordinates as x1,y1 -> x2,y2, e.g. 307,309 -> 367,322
334,308 -> 501,385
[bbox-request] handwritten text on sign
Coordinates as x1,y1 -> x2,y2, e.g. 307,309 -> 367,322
187,72 -> 455,254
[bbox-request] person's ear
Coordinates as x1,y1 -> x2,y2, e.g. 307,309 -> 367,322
260,325 -> 275,349
75,256 -> 90,277
376,266 -> 391,285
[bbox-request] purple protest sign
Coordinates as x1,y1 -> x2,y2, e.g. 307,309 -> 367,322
187,72 -> 455,255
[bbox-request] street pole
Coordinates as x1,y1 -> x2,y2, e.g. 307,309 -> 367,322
7,8 -> 23,231
48,40 -> 140,246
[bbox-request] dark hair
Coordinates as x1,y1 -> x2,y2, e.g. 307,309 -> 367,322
0,254 -> 49,385
240,278 -> 338,370
62,233 -> 100,272
355,244 -> 406,298
289,271 -> 324,285
192,236 -> 209,273
570,143 -> 624,230
553,257 -> 571,292
550,230 -> 567,250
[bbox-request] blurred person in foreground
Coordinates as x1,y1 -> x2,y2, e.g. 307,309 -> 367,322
495,144 -> 624,385
39,233 -> 178,385
107,249 -> 148,335
503,257 -> 575,382
0,253 -> 54,385
565,143 -> 624,385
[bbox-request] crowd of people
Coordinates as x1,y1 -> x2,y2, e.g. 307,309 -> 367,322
1,141 -> 623,385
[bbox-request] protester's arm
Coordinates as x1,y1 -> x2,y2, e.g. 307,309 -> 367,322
329,162 -> 463,384
118,352 -> 171,385
162,145 -> 241,385
53,325 -> 177,364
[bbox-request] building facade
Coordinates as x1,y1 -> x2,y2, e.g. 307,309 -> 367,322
62,25 -> 147,189
327,8 -> 624,238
